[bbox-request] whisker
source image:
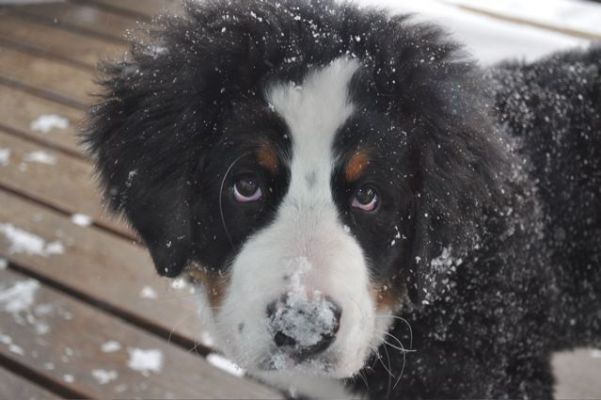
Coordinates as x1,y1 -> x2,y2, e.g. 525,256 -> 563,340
219,152 -> 249,249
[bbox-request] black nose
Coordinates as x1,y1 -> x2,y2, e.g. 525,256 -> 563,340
266,295 -> 341,361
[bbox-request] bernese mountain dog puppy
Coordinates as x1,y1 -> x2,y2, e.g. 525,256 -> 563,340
84,0 -> 601,398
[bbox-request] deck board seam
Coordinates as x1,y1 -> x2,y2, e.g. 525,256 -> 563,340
0,78 -> 88,111
0,123 -> 86,161
12,10 -> 130,45
2,260 -> 209,357
0,36 -> 95,71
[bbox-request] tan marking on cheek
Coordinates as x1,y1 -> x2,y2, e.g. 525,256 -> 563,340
186,267 -> 231,309
344,150 -> 370,182
370,282 -> 402,311
256,143 -> 279,174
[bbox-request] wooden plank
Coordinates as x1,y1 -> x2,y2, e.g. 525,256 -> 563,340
0,190 -> 201,342
0,367 -> 59,400
74,0 -> 183,18
0,84 -> 83,156
0,46 -> 95,106
449,3 -> 601,41
13,3 -> 137,44
0,15 -> 126,69
0,131 -> 132,237
0,268 -> 280,399
553,349 -> 601,399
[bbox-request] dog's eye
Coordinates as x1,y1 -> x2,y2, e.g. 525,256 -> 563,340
351,185 -> 379,212
233,174 -> 263,203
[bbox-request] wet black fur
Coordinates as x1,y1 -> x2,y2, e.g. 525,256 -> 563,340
83,0 -> 601,398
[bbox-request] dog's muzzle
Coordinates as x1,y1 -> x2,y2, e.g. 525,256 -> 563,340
266,294 -> 342,362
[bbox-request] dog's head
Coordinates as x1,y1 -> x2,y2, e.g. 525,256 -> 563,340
85,0 -> 507,382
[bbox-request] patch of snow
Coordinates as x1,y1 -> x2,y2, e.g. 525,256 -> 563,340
127,348 -> 163,376
23,151 -> 56,165
92,369 -> 118,385
200,331 -> 215,347
430,246 -> 462,272
0,148 -> 10,166
267,258 -> 338,350
0,279 -> 40,315
101,340 -> 121,353
9,343 -> 24,355
144,45 -> 169,59
591,349 -> 601,358
45,241 -> 64,256
170,278 -> 187,290
0,335 -> 8,345
0,257 -> 7,270
71,213 -> 92,227
139,286 -> 158,299
63,374 -> 75,383
30,114 -> 69,133
446,0 -> 601,36
352,0 -> 588,64
206,353 -> 244,377
0,223 -> 64,257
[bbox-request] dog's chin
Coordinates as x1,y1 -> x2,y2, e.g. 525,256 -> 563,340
233,341 -> 371,380
257,351 -> 337,375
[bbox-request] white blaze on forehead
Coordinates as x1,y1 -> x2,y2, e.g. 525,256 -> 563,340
266,57 -> 359,201
207,57 -> 379,385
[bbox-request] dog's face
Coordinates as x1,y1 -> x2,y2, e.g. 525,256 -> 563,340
189,58 -> 414,377
86,0 -> 506,385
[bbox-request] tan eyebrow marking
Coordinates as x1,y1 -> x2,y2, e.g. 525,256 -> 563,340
344,150 -> 370,182
256,142 -> 279,174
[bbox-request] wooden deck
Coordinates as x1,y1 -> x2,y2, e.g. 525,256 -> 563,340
0,1 -> 599,399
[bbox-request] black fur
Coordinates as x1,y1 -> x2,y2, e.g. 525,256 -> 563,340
83,0 -> 601,398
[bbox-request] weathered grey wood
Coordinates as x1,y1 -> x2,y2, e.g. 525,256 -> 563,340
0,268 -> 281,399
0,190 -> 202,342
76,0 -> 183,18
0,14 -> 126,68
0,46 -> 95,106
14,3 -> 137,43
553,349 -> 601,399
0,84 -> 83,156
0,367 -> 59,400
0,130 -> 132,237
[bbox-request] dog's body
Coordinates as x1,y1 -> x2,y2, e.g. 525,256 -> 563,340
84,1 -> 601,398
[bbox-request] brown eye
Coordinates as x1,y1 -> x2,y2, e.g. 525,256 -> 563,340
233,175 -> 262,202
351,185 -> 379,212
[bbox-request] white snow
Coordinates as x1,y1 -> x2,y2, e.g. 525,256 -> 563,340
101,340 -> 122,353
170,278 -> 187,290
0,279 -> 40,316
139,286 -> 158,299
127,348 -> 163,375
71,213 -> 93,227
446,0 -> 601,36
63,374 -> 75,383
92,369 -> 118,385
591,349 -> 601,359
23,150 -> 56,165
30,114 -> 69,133
206,353 -> 245,377
353,0 -> 589,64
0,148 -> 10,166
0,257 -> 7,270
9,344 -> 24,355
200,331 -> 215,347
0,223 -> 64,257
430,246 -> 462,272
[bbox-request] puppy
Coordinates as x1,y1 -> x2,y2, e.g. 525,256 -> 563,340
84,0 -> 601,398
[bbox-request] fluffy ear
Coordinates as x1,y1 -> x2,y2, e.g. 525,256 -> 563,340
405,112 -> 509,306
83,56 -> 203,277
